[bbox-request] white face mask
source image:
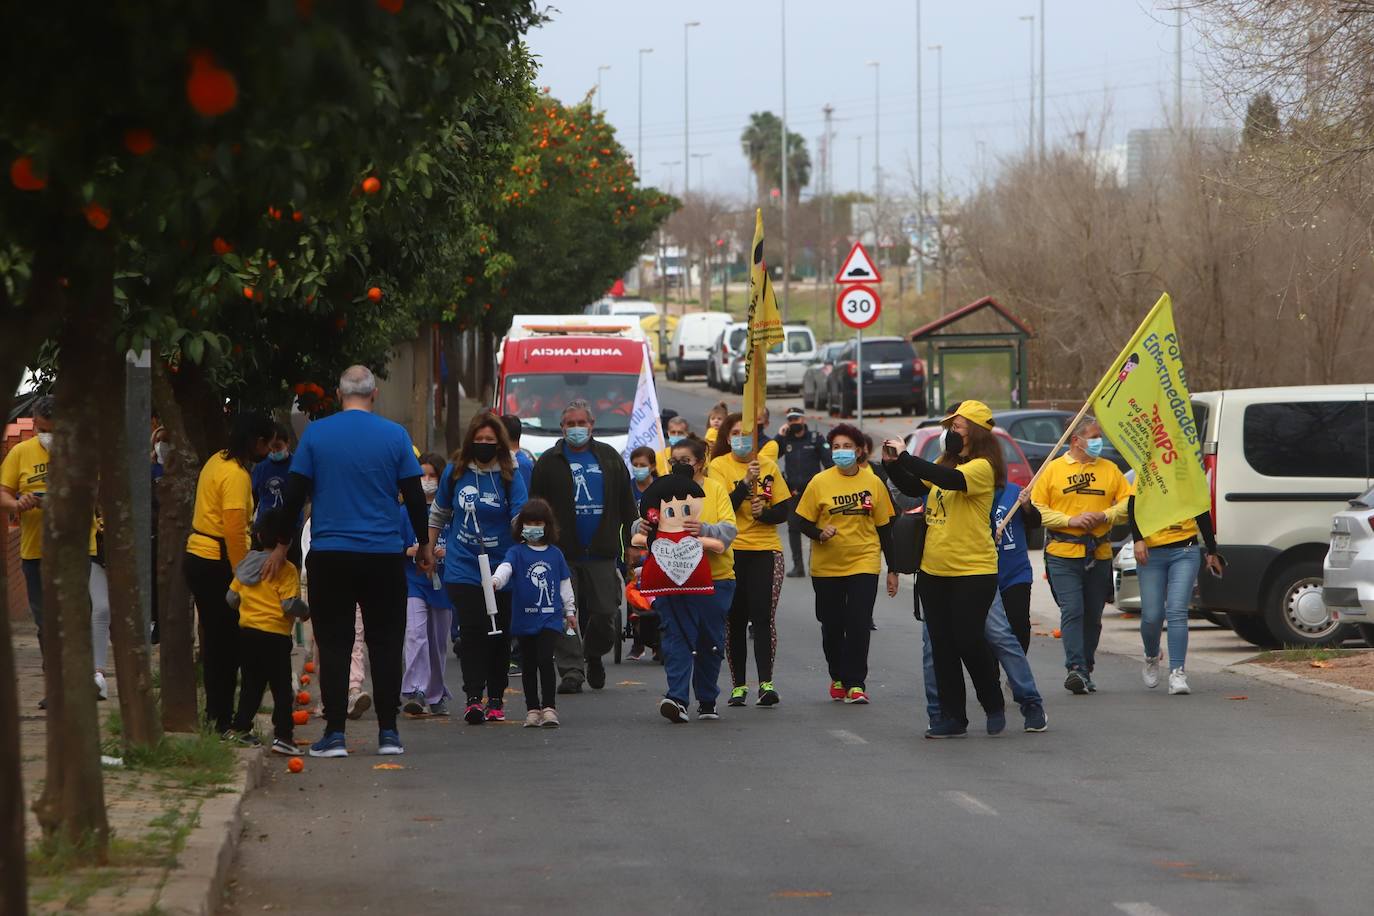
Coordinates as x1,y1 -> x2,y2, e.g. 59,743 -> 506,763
421,479 -> 439,497
36,432 -> 53,452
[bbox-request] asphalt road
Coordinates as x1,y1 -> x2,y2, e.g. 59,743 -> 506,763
224,382 -> 1374,916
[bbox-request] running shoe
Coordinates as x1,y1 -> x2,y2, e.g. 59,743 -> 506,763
829,681 -> 845,701
540,708 -> 561,728
557,677 -> 583,695
697,703 -> 719,720
727,686 -> 748,707
508,658 -> 523,677
1142,655 -> 1161,689
986,710 -> 1006,736
523,709 -> 542,728
756,682 -> 780,707
659,697 -> 689,724
484,702 -> 505,723
94,671 -> 108,701
1084,671 -> 1098,693
402,691 -> 426,716
627,646 -> 646,662
1168,668 -> 1190,695
844,687 -> 869,705
309,731 -> 348,758
463,699 -> 486,725
1064,670 -> 1088,695
1022,703 -> 1049,733
587,658 -> 607,690
429,699 -> 450,717
270,738 -> 297,756
222,730 -> 261,748
924,721 -> 968,739
347,688 -> 371,720
377,728 -> 405,755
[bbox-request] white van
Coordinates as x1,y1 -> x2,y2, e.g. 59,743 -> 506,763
666,312 -> 732,381
1194,385 -> 1373,647
725,324 -> 818,393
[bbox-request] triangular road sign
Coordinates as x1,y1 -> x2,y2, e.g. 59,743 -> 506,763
835,241 -> 882,284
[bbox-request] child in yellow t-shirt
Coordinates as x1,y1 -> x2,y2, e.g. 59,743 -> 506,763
225,510 -> 308,754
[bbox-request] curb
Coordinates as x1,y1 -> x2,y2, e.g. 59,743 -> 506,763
1225,662 -> 1374,709
156,747 -> 264,916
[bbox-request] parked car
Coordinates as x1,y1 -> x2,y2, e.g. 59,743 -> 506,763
1194,385 -> 1374,647
903,425 -> 1034,490
707,322 -> 748,390
825,337 -> 925,417
1323,484 -> 1374,645
666,312 -> 732,381
725,324 -> 817,393
585,297 -> 659,319
801,342 -> 846,411
1112,541 -> 1142,613
992,409 -> 1130,472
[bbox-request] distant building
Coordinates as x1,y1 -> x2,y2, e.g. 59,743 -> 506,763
1126,127 -> 1237,187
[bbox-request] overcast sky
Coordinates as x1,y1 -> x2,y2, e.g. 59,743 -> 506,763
527,1 -> 1216,200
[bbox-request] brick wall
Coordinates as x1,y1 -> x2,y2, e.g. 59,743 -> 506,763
3,419 -> 33,620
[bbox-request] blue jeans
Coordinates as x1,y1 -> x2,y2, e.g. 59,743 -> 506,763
658,582 -> 732,706
1137,544 -> 1201,670
923,589 -> 1043,725
1045,554 -> 1113,673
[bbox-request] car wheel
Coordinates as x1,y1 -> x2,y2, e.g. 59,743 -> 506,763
1262,559 -> 1351,647
1358,624 -> 1374,648
1228,613 -> 1279,648
901,403 -> 915,417
839,392 -> 854,419
802,383 -> 814,409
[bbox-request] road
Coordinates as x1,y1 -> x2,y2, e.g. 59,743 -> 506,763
224,380 -> 1374,916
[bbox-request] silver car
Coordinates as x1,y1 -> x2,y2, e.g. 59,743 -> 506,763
1113,541 -> 1141,612
1323,485 -> 1374,643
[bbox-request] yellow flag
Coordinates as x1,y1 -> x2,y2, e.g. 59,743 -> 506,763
744,209 -> 785,450
1091,293 -> 1210,538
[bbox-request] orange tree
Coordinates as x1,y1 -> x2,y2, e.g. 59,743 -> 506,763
0,0 -> 543,884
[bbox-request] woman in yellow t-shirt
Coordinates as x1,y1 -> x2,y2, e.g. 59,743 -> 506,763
708,412 -> 792,708
183,412 -> 274,736
794,424 -> 898,705
882,400 -> 1006,738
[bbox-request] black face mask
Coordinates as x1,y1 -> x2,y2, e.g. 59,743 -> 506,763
671,462 -> 695,478
943,429 -> 965,458
789,422 -> 806,436
471,442 -> 500,464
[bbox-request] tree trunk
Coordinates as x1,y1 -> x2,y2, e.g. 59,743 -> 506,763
33,310 -> 110,857
152,362 -> 203,733
94,304 -> 161,750
443,328 -> 464,455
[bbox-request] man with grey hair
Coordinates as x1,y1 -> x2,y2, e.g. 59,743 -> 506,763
529,399 -> 638,692
270,365 -> 430,756
1029,415 -> 1132,695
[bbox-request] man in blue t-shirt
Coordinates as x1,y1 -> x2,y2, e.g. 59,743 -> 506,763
272,365 -> 429,758
502,414 -> 535,491
529,400 -> 639,694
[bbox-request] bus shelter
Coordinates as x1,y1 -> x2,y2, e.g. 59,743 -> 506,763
908,296 -> 1033,415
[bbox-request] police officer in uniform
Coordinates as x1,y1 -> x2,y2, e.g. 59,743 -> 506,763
774,407 -> 832,577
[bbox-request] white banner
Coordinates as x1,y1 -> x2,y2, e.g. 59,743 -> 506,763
622,343 -> 664,471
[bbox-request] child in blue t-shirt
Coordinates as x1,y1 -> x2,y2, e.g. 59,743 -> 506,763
491,498 -> 576,729
399,453 -> 455,717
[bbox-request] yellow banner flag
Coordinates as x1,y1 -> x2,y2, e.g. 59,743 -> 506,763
1091,293 -> 1210,538
744,209 -> 784,449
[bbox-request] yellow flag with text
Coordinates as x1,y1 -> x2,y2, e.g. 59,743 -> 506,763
744,209 -> 784,448
1091,293 -> 1210,538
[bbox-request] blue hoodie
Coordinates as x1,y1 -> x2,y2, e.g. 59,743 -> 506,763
990,483 -> 1034,591
433,463 -> 527,588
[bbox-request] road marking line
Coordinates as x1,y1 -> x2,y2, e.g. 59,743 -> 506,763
828,728 -> 868,745
943,790 -> 998,816
1114,903 -> 1172,916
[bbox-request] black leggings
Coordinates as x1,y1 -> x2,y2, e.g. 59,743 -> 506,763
233,627 -> 295,741
306,550 -> 407,733
1001,582 -> 1032,653
518,630 -> 560,710
447,585 -> 513,704
184,552 -> 238,733
813,574 -> 879,689
917,572 -> 1003,725
727,549 -> 782,686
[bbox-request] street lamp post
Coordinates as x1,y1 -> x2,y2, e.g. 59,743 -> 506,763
1039,0 -> 1046,160
928,43 -> 945,308
596,64 -> 611,111
780,0 -> 790,321
683,20 -> 700,196
637,48 -> 653,183
867,60 -> 880,204
915,0 -> 924,296
691,152 -> 711,189
1019,15 -> 1034,160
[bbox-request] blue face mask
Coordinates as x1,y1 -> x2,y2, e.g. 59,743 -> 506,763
522,526 -> 545,543
730,435 -> 752,458
564,426 -> 590,446
667,434 -> 685,447
632,465 -> 652,482
268,449 -> 290,463
832,448 -> 857,469
1085,437 -> 1105,459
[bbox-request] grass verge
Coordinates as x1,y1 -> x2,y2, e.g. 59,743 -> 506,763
1254,647 -> 1357,663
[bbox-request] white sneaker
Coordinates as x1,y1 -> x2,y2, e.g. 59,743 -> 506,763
1168,668 -> 1190,695
1142,656 -> 1161,689
347,689 -> 371,720
94,671 -> 108,700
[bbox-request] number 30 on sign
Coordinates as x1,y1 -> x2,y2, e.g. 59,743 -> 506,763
836,284 -> 881,330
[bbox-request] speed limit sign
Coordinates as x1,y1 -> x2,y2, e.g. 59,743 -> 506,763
836,284 -> 881,330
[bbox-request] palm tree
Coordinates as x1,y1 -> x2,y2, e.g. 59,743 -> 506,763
741,112 -> 812,207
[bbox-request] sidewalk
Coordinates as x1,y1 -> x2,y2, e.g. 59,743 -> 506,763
14,629 -> 262,915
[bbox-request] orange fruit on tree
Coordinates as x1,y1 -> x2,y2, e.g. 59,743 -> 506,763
186,52 -> 238,117
123,128 -> 156,155
300,674 -> 311,685
367,286 -> 382,302
10,156 -> 47,191
361,176 -> 381,194
304,661 -> 316,673
292,210 -> 303,222
243,286 -> 255,300
292,709 -> 309,725
377,0 -> 403,11
287,757 -> 305,774
296,690 -> 310,705
82,203 -> 111,230
212,237 -> 233,256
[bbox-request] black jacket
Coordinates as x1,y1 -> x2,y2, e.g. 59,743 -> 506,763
529,438 -> 638,563
773,426 -> 832,492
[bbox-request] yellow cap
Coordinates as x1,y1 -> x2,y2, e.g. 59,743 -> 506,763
412,444 -> 421,458
941,399 -> 994,431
